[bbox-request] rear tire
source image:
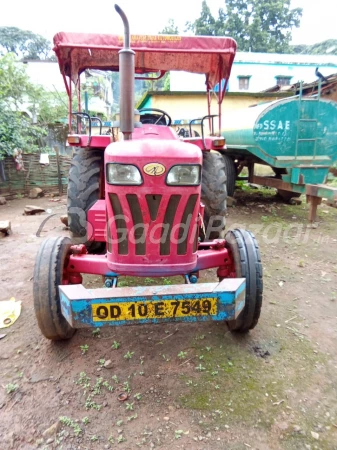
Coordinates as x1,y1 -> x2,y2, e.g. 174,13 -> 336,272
273,168 -> 301,203
222,154 -> 237,197
225,229 -> 263,333
201,151 -> 227,240
67,148 -> 105,253
277,189 -> 301,202
33,237 -> 75,340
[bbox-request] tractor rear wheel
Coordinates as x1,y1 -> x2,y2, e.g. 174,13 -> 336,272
33,237 -> 75,340
67,148 -> 104,252
201,151 -> 227,240
222,154 -> 237,197
225,229 -> 263,333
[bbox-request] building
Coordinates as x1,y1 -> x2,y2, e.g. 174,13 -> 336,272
262,72 -> 337,103
137,90 -> 291,134
170,52 -> 337,93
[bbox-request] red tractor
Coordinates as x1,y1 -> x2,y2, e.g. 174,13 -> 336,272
33,5 -> 262,340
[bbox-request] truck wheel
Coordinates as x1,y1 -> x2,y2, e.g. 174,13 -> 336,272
68,148 -> 104,252
225,229 -> 263,333
273,168 -> 301,203
277,189 -> 301,202
222,154 -> 236,197
33,237 -> 75,340
201,151 -> 227,240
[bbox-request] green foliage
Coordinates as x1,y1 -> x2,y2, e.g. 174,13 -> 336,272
124,351 -> 134,360
59,416 -> 82,436
0,53 -> 67,159
0,53 -> 31,107
187,0 -> 302,53
80,344 -> 89,354
158,19 -> 179,35
0,26 -> 52,60
5,383 -> 18,394
0,107 -> 47,159
186,1 -> 217,36
28,86 -> 68,125
291,39 -> 337,55
178,351 -> 188,359
111,340 -> 120,349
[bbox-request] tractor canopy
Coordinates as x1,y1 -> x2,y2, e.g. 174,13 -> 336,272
53,32 -> 237,94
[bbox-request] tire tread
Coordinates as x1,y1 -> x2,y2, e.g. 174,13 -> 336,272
226,229 -> 263,332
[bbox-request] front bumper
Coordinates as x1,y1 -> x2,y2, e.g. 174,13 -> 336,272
59,278 -> 245,328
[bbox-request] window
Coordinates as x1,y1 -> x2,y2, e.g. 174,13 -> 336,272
276,76 -> 292,87
238,76 -> 251,90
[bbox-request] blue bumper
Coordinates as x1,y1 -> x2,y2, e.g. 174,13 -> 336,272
59,278 -> 246,328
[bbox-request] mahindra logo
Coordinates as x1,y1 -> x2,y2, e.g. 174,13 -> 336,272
143,163 -> 166,176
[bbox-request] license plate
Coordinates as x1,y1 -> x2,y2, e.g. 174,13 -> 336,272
92,298 -> 217,322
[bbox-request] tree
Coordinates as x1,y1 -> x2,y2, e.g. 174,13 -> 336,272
0,108 -> 47,159
186,1 -> 217,36
292,39 -> 337,56
0,54 -> 66,159
0,53 -> 34,108
0,27 -> 52,60
187,0 -> 302,53
28,85 -> 68,124
158,19 -> 179,35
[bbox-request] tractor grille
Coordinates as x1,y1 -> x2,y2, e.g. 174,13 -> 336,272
108,193 -> 198,257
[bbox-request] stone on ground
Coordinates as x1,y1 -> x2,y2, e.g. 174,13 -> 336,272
24,205 -> 46,215
28,188 -> 44,199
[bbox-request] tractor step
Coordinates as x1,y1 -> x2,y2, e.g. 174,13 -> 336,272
59,279 -> 245,328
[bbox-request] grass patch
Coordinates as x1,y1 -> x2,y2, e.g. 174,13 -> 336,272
236,180 -> 276,197
179,328 -> 326,434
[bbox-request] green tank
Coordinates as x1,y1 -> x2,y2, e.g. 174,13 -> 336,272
222,95 -> 337,187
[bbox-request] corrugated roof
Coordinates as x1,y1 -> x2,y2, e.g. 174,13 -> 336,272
261,72 -> 337,94
235,52 -> 337,66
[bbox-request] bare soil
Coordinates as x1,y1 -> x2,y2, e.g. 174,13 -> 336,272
0,191 -> 337,450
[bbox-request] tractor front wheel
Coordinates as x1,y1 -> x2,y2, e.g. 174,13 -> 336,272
33,237 -> 75,340
225,229 -> 263,333
201,151 -> 227,240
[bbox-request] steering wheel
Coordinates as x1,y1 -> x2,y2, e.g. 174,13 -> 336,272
139,108 -> 172,126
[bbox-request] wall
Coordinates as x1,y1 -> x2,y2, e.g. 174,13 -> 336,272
24,61 -> 66,92
140,92 -> 290,125
230,62 -> 337,92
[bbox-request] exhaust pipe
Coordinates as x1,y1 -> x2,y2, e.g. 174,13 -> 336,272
115,4 -> 135,140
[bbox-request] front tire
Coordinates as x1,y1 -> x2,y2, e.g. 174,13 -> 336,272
201,151 -> 227,240
225,229 -> 263,333
33,237 -> 75,340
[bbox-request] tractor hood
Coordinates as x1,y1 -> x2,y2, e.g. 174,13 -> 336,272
105,138 -> 202,170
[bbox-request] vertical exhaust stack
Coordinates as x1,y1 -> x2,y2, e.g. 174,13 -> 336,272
115,4 -> 135,140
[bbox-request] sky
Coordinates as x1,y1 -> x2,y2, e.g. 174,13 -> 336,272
0,0 -> 336,47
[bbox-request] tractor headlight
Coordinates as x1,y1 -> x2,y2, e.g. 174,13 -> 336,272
166,165 -> 201,186
106,163 -> 143,185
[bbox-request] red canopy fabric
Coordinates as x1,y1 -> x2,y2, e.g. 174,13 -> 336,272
53,33 -> 237,90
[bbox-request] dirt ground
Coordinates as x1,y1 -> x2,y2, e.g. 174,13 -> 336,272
1,190 -> 337,450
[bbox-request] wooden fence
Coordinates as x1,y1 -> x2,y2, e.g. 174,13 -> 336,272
0,153 -> 71,199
